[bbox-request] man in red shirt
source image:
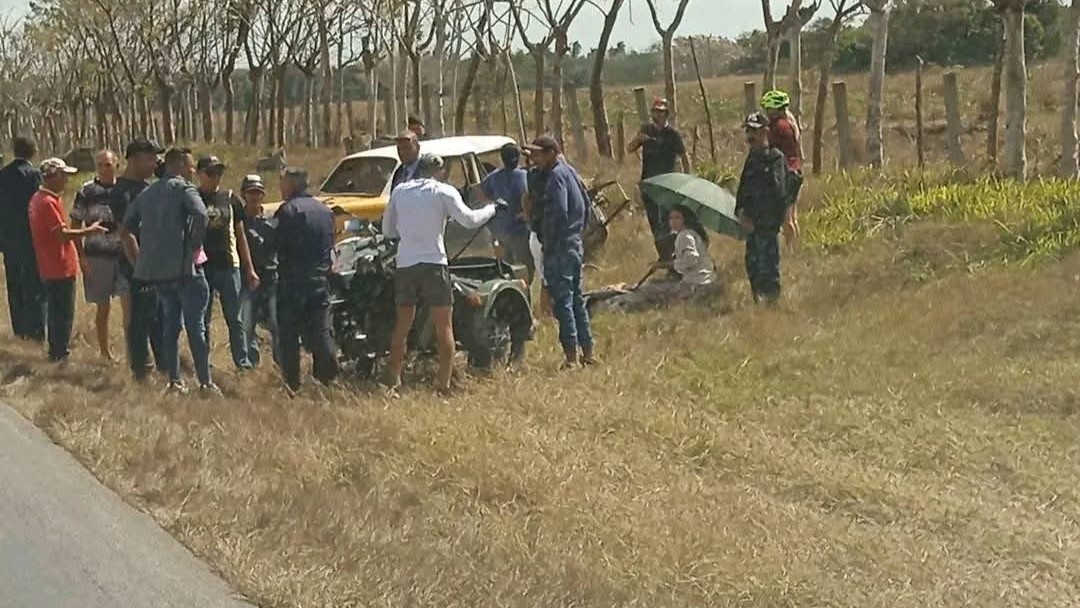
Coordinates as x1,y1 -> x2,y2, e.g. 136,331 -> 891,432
29,158 -> 107,362
761,90 -> 803,247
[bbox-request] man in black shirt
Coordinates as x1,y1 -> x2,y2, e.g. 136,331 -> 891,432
196,156 -> 258,371
238,174 -> 279,368
627,98 -> 690,262
0,136 -> 46,341
71,150 -> 122,360
114,138 -> 167,380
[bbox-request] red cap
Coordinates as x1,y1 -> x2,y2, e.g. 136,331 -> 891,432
651,98 -> 670,112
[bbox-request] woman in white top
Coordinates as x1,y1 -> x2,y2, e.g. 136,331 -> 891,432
591,205 -> 719,313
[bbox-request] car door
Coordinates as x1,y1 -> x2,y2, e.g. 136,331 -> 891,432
445,152 -> 495,261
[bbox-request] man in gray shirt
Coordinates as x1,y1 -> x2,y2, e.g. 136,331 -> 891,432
121,147 -> 217,395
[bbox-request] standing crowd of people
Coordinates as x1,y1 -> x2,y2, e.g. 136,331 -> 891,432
0,88 -> 801,394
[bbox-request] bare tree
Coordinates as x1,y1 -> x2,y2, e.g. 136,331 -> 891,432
510,0 -> 555,137
539,0 -> 589,148
864,0 -> 890,168
1062,0 -> 1080,178
811,0 -> 863,175
996,0 -> 1028,179
644,0 -> 693,119
590,0 -> 626,158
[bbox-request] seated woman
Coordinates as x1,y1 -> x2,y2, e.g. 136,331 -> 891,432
590,205 -> 720,313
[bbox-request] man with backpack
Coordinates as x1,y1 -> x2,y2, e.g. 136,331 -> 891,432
736,112 -> 789,305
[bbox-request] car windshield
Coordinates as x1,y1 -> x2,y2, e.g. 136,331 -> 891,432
321,157 -> 398,195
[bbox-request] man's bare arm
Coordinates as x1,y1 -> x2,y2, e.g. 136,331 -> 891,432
119,227 -> 139,267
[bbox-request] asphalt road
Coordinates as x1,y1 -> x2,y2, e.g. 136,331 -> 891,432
0,402 -> 253,608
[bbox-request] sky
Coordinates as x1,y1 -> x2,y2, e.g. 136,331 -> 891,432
0,0 -> 766,50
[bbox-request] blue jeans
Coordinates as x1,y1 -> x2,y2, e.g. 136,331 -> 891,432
543,249 -> 593,354
127,277 -> 168,380
204,266 -> 251,369
158,270 -> 212,386
240,272 -> 279,368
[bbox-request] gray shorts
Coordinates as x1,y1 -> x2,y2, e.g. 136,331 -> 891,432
395,263 -> 452,307
83,255 -> 129,304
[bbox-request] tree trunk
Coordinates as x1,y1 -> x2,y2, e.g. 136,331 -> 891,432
410,52 -> 423,116
318,14 -> 333,147
531,49 -> 545,137
245,68 -> 263,146
156,77 -> 175,145
455,52 -> 482,136
764,30 -> 781,90
304,72 -> 316,147
276,68 -> 288,148
565,85 -> 587,161
1062,0 -> 1080,178
590,0 -> 625,158
388,50 -> 400,131
988,25 -> 1005,164
198,80 -> 214,142
833,81 -> 855,169
788,30 -> 803,119
865,2 -> 889,169
811,61 -> 834,175
223,70 -> 236,144
660,32 -> 678,119
1003,4 -> 1027,180
504,50 -> 527,144
915,57 -> 926,168
552,32 -> 568,149
367,67 -> 378,137
943,71 -> 968,167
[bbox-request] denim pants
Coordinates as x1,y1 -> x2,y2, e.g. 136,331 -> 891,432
204,266 -> 251,369
277,276 -> 338,391
542,248 -> 593,353
3,247 -> 46,341
240,272 -> 279,367
43,278 -> 75,361
158,269 -> 212,386
127,277 -> 167,379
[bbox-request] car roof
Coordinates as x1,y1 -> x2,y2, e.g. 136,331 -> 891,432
342,135 -> 517,162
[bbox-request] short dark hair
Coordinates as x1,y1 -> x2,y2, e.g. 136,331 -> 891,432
13,136 -> 36,159
408,115 -> 424,127
281,166 -> 309,192
163,147 -> 193,171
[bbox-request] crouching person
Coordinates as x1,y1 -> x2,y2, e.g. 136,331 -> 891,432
736,112 -> 789,305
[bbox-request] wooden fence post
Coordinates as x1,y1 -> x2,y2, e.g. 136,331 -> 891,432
633,86 -> 648,124
689,36 -> 717,164
615,112 -> 626,165
943,71 -> 968,167
833,81 -> 856,169
564,85 -> 588,162
915,57 -> 926,169
744,81 -> 758,115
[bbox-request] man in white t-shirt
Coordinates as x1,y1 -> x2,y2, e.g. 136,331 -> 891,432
382,153 -> 503,393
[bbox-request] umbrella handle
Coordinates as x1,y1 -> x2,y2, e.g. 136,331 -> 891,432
632,266 -> 659,291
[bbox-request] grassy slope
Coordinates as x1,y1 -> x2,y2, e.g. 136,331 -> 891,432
1,64 -> 1079,607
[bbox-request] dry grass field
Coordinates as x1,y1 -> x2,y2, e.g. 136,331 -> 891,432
2,63 -> 1080,607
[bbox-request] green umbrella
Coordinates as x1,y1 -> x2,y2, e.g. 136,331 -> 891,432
640,173 -> 742,240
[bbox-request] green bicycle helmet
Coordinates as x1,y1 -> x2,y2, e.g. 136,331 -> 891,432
761,90 -> 790,110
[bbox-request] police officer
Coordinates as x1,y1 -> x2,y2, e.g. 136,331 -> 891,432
735,112 -> 789,305
274,167 -> 339,394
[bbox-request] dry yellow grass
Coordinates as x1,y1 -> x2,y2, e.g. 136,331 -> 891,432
2,64 -> 1080,607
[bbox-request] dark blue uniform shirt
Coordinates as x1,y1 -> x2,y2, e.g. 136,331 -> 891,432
274,193 -> 334,282
0,159 -> 42,252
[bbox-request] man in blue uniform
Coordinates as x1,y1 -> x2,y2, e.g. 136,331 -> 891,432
275,167 -> 339,393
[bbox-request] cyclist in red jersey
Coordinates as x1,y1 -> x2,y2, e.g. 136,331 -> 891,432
761,90 -> 802,248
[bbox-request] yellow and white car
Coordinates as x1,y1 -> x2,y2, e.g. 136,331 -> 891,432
265,135 -> 516,243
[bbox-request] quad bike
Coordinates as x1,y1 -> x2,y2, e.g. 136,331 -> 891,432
328,218 -> 534,377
